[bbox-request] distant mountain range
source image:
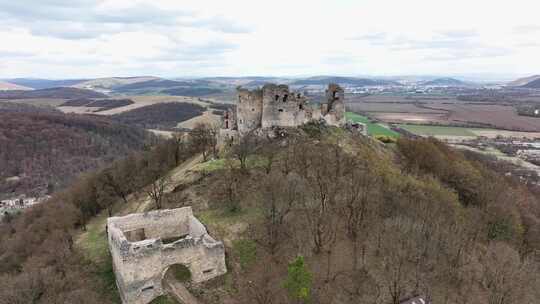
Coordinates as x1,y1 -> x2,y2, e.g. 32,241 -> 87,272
291,76 -> 401,86
0,80 -> 33,91
0,87 -> 107,99
420,77 -> 471,87
7,78 -> 88,90
0,75 -> 508,98
521,79 -> 540,89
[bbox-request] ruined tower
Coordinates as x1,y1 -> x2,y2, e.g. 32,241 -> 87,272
322,83 -> 346,125
236,87 -> 263,134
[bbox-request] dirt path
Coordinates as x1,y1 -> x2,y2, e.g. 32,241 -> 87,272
132,154 -> 204,213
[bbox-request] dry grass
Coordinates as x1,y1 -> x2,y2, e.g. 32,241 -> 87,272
177,110 -> 221,129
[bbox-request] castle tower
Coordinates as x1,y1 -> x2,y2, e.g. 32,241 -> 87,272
236,87 -> 263,134
323,83 -> 346,125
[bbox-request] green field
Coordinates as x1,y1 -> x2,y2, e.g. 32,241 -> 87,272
345,112 -> 400,138
398,124 -> 476,136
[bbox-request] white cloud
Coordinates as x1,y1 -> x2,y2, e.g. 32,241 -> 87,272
0,0 -> 539,78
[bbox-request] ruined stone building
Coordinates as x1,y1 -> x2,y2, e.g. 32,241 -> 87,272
107,207 -> 227,304
220,83 -> 346,141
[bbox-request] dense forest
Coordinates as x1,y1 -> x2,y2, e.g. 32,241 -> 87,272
0,104 -> 154,199
59,98 -> 135,112
1,123 -> 539,303
112,102 -> 205,130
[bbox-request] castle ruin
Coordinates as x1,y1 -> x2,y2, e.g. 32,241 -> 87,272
107,207 -> 227,304
220,83 -> 346,141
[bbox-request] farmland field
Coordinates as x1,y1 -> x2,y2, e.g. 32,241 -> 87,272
347,94 -> 540,132
397,124 -> 478,137
345,112 -> 400,137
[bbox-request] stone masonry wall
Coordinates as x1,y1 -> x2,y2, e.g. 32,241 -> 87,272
107,207 -> 227,304
236,87 -> 263,134
261,84 -> 309,129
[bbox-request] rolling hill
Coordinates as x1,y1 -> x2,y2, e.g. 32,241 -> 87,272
507,75 -> 540,87
6,78 -> 87,89
0,81 -> 33,91
0,103 -> 154,199
0,87 -> 107,99
421,77 -> 471,86
73,76 -> 160,91
521,78 -> 540,89
292,76 -> 401,86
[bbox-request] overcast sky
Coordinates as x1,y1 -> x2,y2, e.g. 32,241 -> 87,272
1,0 -> 540,79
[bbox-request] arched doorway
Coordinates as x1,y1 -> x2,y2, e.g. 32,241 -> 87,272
162,264 -> 192,283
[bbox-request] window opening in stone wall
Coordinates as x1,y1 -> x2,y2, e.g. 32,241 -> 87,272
299,104 -> 303,110
142,286 -> 154,292
332,91 -> 337,99
275,95 -> 279,101
278,109 -> 284,112
283,94 -> 288,102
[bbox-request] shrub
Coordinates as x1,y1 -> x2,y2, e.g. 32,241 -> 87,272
283,256 -> 312,303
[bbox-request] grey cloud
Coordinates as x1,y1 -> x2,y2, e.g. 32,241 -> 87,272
352,29 -> 512,61
0,50 -> 35,58
0,1 -> 250,40
196,16 -> 251,34
438,29 -> 478,39
322,55 -> 358,65
513,25 -> 540,34
424,47 -> 513,61
156,41 -> 238,62
348,32 -> 388,42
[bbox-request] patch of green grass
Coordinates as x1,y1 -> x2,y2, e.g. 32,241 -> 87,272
194,156 -> 268,173
346,112 -> 400,138
232,239 -> 257,270
150,295 -> 179,304
77,214 -> 121,303
194,159 -> 226,172
168,264 -> 192,282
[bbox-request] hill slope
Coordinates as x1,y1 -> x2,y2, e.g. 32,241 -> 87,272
0,87 -> 107,99
112,102 -> 205,129
421,77 -> 471,86
292,76 -> 400,86
0,81 -> 33,91
0,104 -> 153,198
73,76 -> 160,91
7,78 -> 88,89
508,75 -> 540,86
521,78 -> 540,89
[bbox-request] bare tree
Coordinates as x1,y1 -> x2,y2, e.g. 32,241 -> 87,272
257,172 -> 302,254
146,173 -> 171,210
230,131 -> 259,171
190,123 -> 216,161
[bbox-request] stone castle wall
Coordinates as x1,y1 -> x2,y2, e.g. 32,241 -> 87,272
107,207 -> 227,304
261,84 -> 309,129
237,87 -> 263,134
221,83 -> 346,136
